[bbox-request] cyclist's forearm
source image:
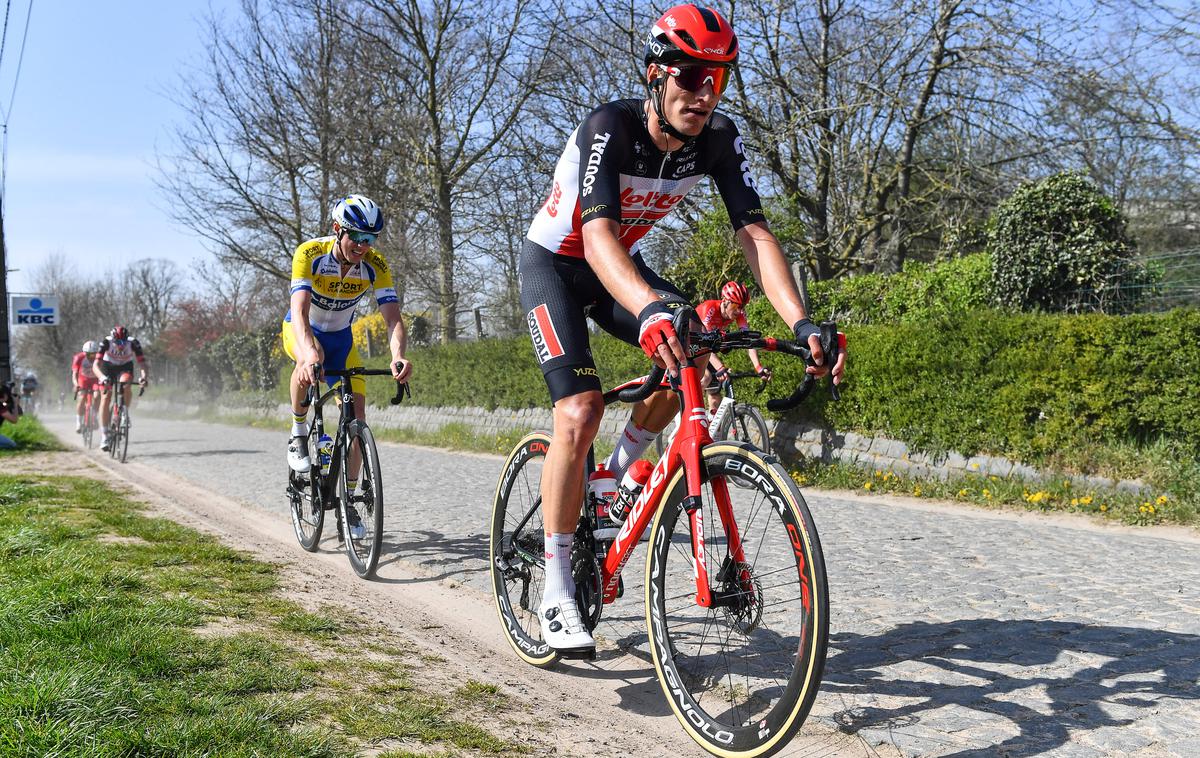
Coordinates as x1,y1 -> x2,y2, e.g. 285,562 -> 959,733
738,223 -> 807,325
380,303 -> 407,361
582,220 -> 661,316
289,292 -> 320,360
748,348 -> 763,370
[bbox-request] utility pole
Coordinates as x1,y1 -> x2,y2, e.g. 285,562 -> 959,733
0,196 -> 11,386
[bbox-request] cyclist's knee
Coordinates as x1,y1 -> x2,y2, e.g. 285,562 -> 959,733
552,392 -> 603,447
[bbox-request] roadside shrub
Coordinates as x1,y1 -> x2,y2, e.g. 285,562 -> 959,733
988,172 -> 1155,313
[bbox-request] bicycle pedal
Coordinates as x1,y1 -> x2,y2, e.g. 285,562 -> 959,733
555,646 -> 597,661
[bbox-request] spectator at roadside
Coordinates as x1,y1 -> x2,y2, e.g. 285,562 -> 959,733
0,382 -> 21,449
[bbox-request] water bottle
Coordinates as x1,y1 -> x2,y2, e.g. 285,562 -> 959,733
588,466 -> 619,542
317,433 -> 333,476
610,459 -> 653,525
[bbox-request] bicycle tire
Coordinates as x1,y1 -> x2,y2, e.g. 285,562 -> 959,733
339,421 -> 384,578
118,407 -> 131,463
81,407 -> 94,449
289,427 -> 325,551
645,441 -> 828,758
489,432 -> 560,668
730,405 -> 771,456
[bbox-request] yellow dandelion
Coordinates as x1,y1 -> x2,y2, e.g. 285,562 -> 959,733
983,489 -> 992,499
1071,498 -> 1079,507
1080,496 -> 1093,505
1099,504 -> 1108,512
1139,505 -> 1147,513
1156,495 -> 1169,505
1149,505 -> 1156,514
958,489 -> 969,497
864,482 -> 873,491
913,487 -> 922,496
989,475 -> 998,482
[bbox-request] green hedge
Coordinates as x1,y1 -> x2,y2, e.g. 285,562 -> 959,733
351,308 -> 1200,464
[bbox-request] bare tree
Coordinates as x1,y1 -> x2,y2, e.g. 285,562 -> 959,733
355,0 -> 559,341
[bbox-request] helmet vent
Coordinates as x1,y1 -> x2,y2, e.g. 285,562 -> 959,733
696,7 -> 722,32
676,30 -> 698,50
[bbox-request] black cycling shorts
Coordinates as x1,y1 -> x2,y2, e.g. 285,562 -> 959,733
519,240 -> 689,402
97,360 -> 135,384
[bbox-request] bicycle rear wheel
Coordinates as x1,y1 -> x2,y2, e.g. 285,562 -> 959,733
338,422 -> 384,578
81,406 -> 94,449
645,441 -> 828,758
730,405 -> 771,456
289,427 -> 325,551
489,432 -> 559,668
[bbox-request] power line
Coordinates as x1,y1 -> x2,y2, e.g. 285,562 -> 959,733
1,0 -> 32,125
0,0 -> 13,72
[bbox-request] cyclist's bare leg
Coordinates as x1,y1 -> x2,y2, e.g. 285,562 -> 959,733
706,388 -> 721,415
543,390 -> 604,534
120,373 -> 133,412
288,344 -> 326,419
99,386 -> 113,429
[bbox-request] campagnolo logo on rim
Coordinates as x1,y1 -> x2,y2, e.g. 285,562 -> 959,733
581,132 -> 611,197
650,535 -> 735,745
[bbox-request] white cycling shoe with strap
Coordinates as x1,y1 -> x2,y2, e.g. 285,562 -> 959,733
539,596 -> 595,658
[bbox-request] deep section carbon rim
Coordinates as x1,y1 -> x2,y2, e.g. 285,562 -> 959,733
646,443 -> 828,757
340,424 -> 384,578
489,432 -> 558,667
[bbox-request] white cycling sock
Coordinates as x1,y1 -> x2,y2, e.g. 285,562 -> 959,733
76,414 -> 82,425
606,420 -> 658,481
291,420 -> 309,438
542,531 -> 576,606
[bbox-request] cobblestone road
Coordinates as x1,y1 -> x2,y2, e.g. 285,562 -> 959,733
48,412 -> 1200,757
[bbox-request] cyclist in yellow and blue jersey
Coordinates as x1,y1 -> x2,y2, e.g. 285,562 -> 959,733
283,195 -> 413,517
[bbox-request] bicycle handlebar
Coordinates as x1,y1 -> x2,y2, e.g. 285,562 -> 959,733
613,314 -> 844,413
616,306 -> 695,404
301,363 -> 411,407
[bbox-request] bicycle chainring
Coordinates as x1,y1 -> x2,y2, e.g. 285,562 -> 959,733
571,545 -> 603,632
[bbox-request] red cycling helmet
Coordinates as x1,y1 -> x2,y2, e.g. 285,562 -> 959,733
643,5 -> 739,67
721,281 -> 749,307
111,325 -> 128,341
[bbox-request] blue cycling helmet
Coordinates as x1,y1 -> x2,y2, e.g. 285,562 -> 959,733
332,194 -> 385,234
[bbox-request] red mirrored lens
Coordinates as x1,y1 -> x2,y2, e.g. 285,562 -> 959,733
672,65 -> 729,95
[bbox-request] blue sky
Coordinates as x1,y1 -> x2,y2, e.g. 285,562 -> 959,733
2,1 -> 235,295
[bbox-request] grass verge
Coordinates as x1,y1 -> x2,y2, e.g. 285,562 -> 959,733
0,414 -> 64,452
0,467 -> 522,756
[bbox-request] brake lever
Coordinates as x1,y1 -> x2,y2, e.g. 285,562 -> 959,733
820,321 -> 841,401
390,381 -> 411,405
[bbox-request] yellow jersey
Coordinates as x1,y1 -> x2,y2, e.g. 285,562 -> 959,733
287,236 -> 398,333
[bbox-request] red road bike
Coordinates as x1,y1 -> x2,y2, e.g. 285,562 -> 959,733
489,308 -> 842,758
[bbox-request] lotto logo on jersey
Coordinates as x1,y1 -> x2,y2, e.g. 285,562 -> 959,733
620,187 -> 684,210
528,305 -> 564,364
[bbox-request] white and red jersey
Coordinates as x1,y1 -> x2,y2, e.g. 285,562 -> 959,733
695,299 -> 749,332
526,99 -> 766,259
97,337 -> 145,365
71,352 -> 98,384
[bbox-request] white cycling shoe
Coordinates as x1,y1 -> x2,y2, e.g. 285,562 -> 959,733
287,435 -> 311,473
539,597 -> 595,658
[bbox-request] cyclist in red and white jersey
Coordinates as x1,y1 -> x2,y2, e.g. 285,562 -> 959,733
92,325 -> 149,451
696,281 -> 770,414
70,340 -> 102,433
518,4 -> 846,655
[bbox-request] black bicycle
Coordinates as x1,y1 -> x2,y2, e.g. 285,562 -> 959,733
105,380 -> 145,463
286,364 -> 408,578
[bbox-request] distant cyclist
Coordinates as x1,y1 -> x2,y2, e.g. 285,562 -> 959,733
92,326 -> 149,451
71,340 -> 102,433
282,194 -> 412,536
696,281 -> 770,415
18,373 -> 38,415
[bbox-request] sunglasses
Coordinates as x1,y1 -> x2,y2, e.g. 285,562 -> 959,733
661,64 -> 730,95
346,230 -> 378,246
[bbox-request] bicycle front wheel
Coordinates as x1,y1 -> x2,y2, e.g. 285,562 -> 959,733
645,441 -> 828,758
489,432 -> 559,668
339,422 -> 384,578
118,408 -> 131,463
81,410 -> 94,449
289,427 -> 325,551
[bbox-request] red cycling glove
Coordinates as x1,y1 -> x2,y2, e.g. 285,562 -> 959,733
637,302 -> 677,359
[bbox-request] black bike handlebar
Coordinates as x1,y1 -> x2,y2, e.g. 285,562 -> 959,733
301,363 -> 410,407
613,316 -> 843,413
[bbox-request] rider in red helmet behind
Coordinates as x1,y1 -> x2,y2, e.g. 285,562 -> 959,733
696,281 -> 771,415
516,4 -> 846,656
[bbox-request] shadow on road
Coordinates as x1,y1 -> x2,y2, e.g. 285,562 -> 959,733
371,529 -> 488,583
823,618 -> 1200,756
133,449 -> 263,459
